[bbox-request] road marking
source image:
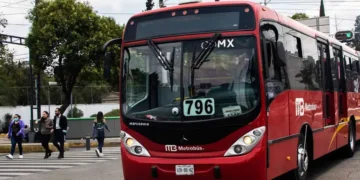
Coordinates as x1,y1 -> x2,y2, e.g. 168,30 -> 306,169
0,169 -> 51,172
0,166 -> 72,169
0,147 -> 119,179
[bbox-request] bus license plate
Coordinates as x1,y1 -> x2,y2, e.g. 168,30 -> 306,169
175,165 -> 194,175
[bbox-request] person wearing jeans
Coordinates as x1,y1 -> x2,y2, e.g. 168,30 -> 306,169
6,114 -> 25,159
92,111 -> 110,157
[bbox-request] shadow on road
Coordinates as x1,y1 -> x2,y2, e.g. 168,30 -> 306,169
274,142 -> 360,180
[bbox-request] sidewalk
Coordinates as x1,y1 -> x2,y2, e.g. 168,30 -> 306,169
0,136 -> 120,153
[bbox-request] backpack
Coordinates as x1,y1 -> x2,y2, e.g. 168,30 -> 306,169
95,122 -> 105,137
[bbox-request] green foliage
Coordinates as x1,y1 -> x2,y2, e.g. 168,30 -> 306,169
104,109 -> 120,117
145,0 -> 154,11
66,106 -> 84,118
1,113 -> 12,133
291,13 -> 309,20
355,15 -> 360,51
90,114 -> 97,117
26,0 -> 123,112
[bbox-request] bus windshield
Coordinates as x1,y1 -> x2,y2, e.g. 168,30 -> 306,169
122,36 -> 259,121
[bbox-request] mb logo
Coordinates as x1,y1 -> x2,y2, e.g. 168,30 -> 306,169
165,145 -> 177,152
295,98 -> 304,116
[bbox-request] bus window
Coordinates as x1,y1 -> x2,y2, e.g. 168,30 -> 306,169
352,59 -> 359,73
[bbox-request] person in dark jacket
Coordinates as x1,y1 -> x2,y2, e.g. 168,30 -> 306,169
35,111 -> 53,159
6,114 -> 25,159
92,111 -> 110,157
53,108 -> 68,159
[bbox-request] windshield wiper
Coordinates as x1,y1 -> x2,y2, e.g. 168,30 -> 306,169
147,39 -> 176,91
189,33 -> 221,96
147,39 -> 174,71
191,33 -> 221,70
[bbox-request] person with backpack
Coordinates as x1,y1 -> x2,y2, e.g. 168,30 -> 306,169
6,114 -> 25,159
92,111 -> 110,157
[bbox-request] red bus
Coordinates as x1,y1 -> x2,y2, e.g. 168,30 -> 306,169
102,0 -> 360,179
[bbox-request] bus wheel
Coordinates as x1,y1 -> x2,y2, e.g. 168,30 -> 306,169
344,122 -> 355,158
294,134 -> 308,180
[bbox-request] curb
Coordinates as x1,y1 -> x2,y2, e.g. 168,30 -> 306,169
68,141 -> 120,148
0,143 -> 70,153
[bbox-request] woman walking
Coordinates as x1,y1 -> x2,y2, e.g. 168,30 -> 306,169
35,111 -> 53,159
6,114 -> 25,159
92,111 -> 110,157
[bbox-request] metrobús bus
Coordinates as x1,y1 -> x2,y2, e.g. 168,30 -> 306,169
102,0 -> 360,179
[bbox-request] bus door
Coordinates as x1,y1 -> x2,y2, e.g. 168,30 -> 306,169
317,40 -> 336,127
332,46 -> 347,122
332,45 -> 348,148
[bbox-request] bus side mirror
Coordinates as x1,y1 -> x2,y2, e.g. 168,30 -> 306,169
102,38 -> 123,80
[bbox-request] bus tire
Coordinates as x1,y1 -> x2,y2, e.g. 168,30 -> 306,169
344,121 -> 355,158
293,134 -> 309,180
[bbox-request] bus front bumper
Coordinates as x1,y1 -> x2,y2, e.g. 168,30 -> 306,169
121,146 -> 267,180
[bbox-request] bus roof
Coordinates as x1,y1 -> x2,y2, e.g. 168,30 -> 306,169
128,0 -> 358,56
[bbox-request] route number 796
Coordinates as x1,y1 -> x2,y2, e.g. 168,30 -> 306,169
183,98 -> 215,116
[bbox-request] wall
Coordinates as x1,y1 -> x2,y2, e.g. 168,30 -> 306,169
66,117 -> 121,139
0,103 -> 120,125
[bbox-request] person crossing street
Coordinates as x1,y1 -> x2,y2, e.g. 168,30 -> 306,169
53,108 -> 68,159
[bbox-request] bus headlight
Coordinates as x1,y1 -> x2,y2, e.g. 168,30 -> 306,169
224,126 -> 266,157
121,131 -> 151,157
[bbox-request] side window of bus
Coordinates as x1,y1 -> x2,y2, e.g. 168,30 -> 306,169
352,59 -> 359,73
261,23 -> 288,102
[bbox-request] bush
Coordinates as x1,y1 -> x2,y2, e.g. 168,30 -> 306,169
2,113 -> 12,133
104,109 -> 120,117
66,106 -> 84,118
90,114 -> 97,117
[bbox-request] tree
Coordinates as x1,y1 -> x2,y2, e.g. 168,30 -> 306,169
355,15 -> 360,51
26,0 -> 123,113
291,13 -> 309,20
146,0 -> 154,11
320,0 -> 325,17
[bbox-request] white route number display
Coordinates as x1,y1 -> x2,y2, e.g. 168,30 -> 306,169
175,165 -> 195,175
183,98 -> 215,116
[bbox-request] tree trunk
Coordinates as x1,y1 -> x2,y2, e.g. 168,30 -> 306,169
59,92 -> 72,115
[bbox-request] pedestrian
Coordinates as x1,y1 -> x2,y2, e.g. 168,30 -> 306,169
92,111 -> 110,157
35,111 -> 53,159
5,114 -> 25,159
53,108 -> 68,159
24,125 -> 30,143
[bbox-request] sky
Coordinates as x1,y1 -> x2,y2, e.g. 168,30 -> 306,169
0,0 -> 359,62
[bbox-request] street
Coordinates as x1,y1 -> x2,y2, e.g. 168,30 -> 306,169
1,144 -> 360,180
276,143 -> 360,180
0,147 -> 122,180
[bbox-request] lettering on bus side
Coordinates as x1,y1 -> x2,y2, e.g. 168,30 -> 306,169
201,39 -> 235,49
295,98 -> 305,116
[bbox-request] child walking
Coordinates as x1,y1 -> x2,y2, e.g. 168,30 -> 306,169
6,114 -> 25,159
92,111 -> 110,157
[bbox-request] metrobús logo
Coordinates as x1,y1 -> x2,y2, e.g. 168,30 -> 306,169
165,145 -> 204,152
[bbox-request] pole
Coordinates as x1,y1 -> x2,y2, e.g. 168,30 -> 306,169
70,93 -> 73,117
48,86 -> 50,113
335,14 -> 338,32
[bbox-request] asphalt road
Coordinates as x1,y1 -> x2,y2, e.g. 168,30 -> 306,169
276,143 -> 360,180
2,147 -> 122,180
6,144 -> 360,180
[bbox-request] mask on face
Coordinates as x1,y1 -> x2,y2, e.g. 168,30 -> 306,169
13,118 -> 19,122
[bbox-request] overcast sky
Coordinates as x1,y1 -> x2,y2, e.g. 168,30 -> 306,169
1,0 -> 359,61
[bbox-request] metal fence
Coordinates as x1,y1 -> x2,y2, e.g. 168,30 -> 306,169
0,86 -> 114,106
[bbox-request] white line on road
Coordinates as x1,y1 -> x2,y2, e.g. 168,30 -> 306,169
0,177 -> 11,180
0,162 -> 89,165
0,166 -> 72,169
0,169 -> 51,172
0,172 -> 32,176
